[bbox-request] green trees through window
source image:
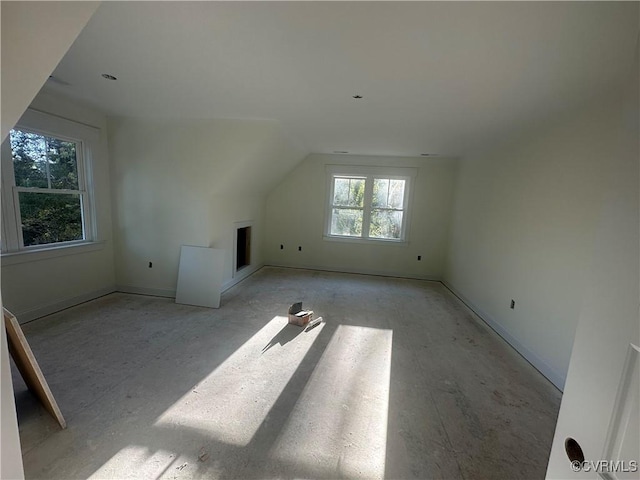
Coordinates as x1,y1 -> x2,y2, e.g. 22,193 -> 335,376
331,177 -> 365,237
370,178 -> 405,239
329,174 -> 408,241
9,129 -> 84,247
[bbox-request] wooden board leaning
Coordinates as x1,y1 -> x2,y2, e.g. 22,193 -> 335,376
4,308 -> 66,429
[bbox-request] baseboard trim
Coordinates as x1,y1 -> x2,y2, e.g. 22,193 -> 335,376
11,270 -> 564,390
116,285 -> 176,298
265,262 -> 441,282
222,263 -> 263,293
442,280 -> 565,391
13,286 -> 117,324
262,266 -> 563,388
115,264 -> 264,300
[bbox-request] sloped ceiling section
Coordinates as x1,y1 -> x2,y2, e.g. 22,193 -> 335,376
108,115 -> 306,290
0,1 -> 100,141
46,2 -> 638,157
108,116 -> 306,199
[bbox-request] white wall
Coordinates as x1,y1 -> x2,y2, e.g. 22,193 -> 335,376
1,88 -> 117,322
1,4 -> 99,478
545,42 -> 639,479
444,88 -> 635,390
264,154 -> 457,279
107,117 -> 305,296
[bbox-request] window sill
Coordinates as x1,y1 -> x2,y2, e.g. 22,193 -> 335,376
323,235 -> 408,247
1,241 -> 106,266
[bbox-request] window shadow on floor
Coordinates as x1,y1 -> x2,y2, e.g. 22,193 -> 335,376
261,323 -> 306,353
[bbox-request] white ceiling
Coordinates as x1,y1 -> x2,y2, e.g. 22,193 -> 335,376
47,1 -> 638,157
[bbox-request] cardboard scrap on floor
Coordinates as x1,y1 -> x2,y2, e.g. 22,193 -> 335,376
288,302 -> 313,326
305,317 -> 323,331
3,308 -> 66,429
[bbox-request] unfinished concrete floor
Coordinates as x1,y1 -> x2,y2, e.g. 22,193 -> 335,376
12,267 -> 561,479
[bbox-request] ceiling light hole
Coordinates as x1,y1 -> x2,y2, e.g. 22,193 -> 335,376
352,95 -> 363,99
101,73 -> 117,81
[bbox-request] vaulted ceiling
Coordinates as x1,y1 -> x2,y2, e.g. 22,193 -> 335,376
47,1 -> 638,157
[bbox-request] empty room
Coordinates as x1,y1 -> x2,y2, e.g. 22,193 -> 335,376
1,2 -> 638,479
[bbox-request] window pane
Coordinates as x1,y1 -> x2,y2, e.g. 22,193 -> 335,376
333,178 -> 350,206
47,137 -> 78,190
370,209 -> 403,239
348,178 -> 365,207
330,208 -> 363,237
372,178 -> 389,208
10,130 -> 48,188
18,192 -> 83,246
389,179 -> 405,209
333,177 -> 365,207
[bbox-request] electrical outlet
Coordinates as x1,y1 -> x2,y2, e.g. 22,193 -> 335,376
298,246 -> 302,251
510,299 -> 515,309
417,255 -> 422,261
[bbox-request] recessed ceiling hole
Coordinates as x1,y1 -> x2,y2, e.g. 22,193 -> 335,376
101,73 -> 117,80
564,438 -> 585,464
352,95 -> 363,99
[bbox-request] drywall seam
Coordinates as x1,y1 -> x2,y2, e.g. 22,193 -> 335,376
442,280 -> 565,391
266,262 -> 442,282
14,286 -> 116,324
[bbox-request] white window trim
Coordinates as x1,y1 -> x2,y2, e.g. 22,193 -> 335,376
1,109 -> 101,259
323,165 -> 417,244
1,241 -> 105,266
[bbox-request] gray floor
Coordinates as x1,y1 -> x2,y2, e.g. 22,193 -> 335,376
12,267 -> 561,479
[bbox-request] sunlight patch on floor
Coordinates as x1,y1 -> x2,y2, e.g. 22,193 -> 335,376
153,316 -> 324,447
89,446 -> 176,479
269,325 -> 392,479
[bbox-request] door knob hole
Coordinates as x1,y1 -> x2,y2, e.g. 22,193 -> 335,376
564,437 -> 585,463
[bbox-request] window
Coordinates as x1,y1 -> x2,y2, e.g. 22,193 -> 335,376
325,166 -> 415,242
330,176 -> 366,237
1,110 -> 96,254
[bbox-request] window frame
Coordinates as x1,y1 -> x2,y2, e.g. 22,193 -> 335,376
324,165 -> 416,244
1,109 -> 99,256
